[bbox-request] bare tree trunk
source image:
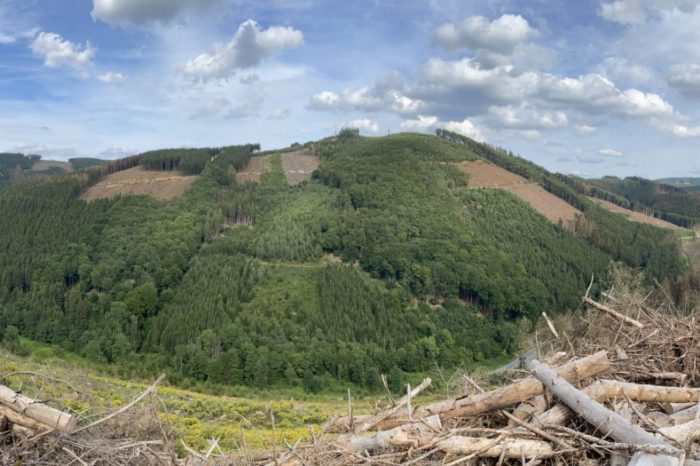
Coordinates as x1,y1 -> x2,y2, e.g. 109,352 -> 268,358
0,384 -> 75,432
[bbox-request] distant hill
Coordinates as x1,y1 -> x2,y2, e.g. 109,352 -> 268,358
0,154 -> 107,188
0,132 -> 687,391
574,176 -> 700,228
657,177 -> 700,190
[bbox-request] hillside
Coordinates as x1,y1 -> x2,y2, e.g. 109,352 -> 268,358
0,132 -> 687,393
579,175 -> 700,228
0,153 -> 106,187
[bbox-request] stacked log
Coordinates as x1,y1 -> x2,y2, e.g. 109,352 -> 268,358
255,290 -> 700,465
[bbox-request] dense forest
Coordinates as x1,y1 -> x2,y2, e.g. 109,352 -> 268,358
0,133 -> 687,392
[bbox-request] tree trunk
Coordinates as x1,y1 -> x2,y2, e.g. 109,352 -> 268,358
437,436 -> 553,458
0,384 -> 75,432
348,415 -> 441,452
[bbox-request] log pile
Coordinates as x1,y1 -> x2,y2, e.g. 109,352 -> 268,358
250,280 -> 700,466
0,373 -> 174,465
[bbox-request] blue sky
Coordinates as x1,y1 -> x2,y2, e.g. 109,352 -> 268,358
1,0 -> 700,177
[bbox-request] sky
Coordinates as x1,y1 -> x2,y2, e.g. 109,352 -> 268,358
1,0 -> 700,178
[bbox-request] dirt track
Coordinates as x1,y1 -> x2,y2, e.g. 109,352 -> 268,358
458,160 -> 581,228
82,167 -> 197,201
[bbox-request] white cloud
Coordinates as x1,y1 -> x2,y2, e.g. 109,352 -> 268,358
442,118 -> 484,141
668,64 -> 700,99
310,86 -> 423,114
91,0 -> 218,25
30,32 -> 95,68
488,105 -> 568,129
599,0 -> 700,24
400,115 -> 483,141
401,115 -> 439,131
97,72 -> 127,84
667,124 -> 700,137
182,20 -> 304,80
575,124 -> 597,134
599,57 -> 657,85
433,14 -> 537,55
341,118 -> 380,133
599,148 -> 623,157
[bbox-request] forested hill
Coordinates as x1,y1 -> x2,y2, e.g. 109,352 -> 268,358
561,174 -> 700,228
0,132 -> 686,392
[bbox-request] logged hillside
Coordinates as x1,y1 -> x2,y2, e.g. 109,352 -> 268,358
0,132 -> 687,392
566,175 -> 700,228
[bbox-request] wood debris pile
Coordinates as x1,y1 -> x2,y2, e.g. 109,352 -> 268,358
3,271 -> 700,465
252,281 -> 700,466
0,374 -> 173,465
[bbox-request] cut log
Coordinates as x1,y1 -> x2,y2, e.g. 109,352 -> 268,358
599,381 -> 699,404
0,404 -> 51,432
659,419 -> 700,444
0,384 -> 75,432
437,436 -> 553,458
427,351 -> 609,422
348,415 -> 441,452
509,395 -> 547,425
583,297 -> 645,328
532,380 -> 608,427
660,402 -> 696,415
329,351 -> 610,431
526,358 -> 665,447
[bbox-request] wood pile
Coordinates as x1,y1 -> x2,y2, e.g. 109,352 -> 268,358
0,373 -> 174,465
248,281 -> 700,465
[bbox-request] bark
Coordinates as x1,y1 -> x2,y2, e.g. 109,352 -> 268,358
348,415 -> 441,452
437,436 -> 553,458
0,384 -> 75,432
0,404 -> 51,432
526,358 -> 664,447
599,381 -> 699,404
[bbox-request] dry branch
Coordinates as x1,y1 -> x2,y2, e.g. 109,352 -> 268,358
583,297 -> 645,328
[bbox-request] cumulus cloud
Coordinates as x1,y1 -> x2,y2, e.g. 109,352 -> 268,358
442,118 -> 484,141
599,148 -> 623,157
97,72 -> 127,84
667,124 -> 700,138
401,115 -> 439,131
91,0 -> 218,25
341,118 -> 380,133
30,32 -> 95,68
668,64 -> 700,99
400,115 -> 483,141
310,86 -> 423,115
575,124 -> 597,134
182,20 -> 304,80
433,14 -> 537,55
488,105 -> 568,129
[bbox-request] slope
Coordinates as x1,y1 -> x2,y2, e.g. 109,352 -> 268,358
0,132 -> 687,393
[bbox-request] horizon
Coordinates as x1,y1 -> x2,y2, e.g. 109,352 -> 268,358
2,0 -> 700,178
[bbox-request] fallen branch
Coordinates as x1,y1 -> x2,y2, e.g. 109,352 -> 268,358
72,374 -> 165,435
583,297 -> 644,329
